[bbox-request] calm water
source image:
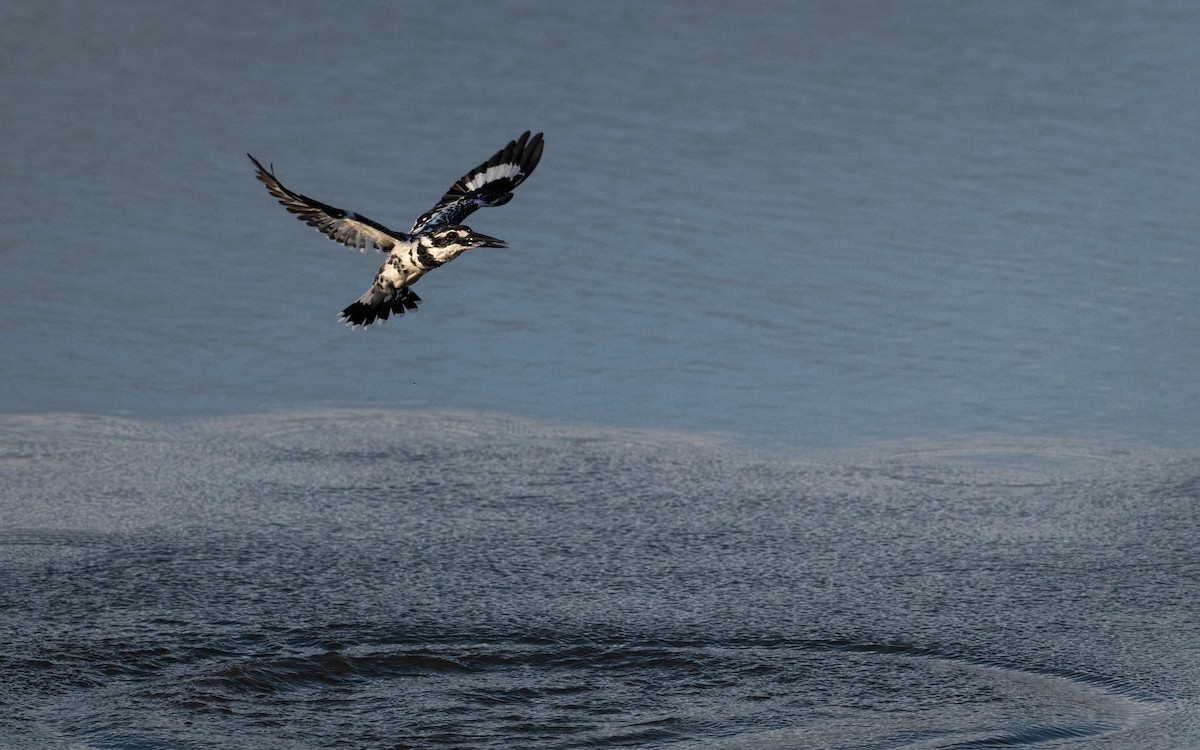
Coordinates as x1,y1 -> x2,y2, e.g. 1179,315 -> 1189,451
2,1 -> 1199,748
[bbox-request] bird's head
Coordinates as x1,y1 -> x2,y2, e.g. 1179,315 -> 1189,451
428,226 -> 508,250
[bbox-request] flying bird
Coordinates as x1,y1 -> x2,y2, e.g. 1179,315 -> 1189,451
249,131 -> 543,327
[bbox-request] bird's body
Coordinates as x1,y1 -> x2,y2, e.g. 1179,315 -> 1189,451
249,131 -> 543,326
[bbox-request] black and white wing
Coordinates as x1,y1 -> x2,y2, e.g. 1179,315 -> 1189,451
409,131 -> 544,234
248,154 -> 399,253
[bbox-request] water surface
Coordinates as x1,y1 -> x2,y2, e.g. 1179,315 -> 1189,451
2,2 -> 1199,748
1,1 -> 1197,447
2,412 -> 1198,748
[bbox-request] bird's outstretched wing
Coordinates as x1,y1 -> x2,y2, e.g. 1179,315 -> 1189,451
409,131 -> 544,234
248,154 -> 399,253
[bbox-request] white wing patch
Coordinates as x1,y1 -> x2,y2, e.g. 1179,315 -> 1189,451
464,163 -> 524,192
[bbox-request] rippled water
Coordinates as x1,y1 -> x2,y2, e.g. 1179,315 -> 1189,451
3,1 -> 1200,748
2,413 -> 1198,748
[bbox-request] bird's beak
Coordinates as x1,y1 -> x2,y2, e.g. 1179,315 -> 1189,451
471,231 -> 508,249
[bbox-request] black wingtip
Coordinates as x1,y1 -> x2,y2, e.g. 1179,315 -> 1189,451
247,153 -> 277,181
524,133 -> 544,175
489,131 -> 543,173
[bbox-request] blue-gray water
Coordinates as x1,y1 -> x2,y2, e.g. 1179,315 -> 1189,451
2,2 -> 1198,748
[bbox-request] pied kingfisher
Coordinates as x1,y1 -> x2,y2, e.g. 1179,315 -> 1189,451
249,131 -> 543,327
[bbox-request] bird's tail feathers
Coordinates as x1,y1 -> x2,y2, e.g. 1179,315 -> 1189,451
339,287 -> 421,327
